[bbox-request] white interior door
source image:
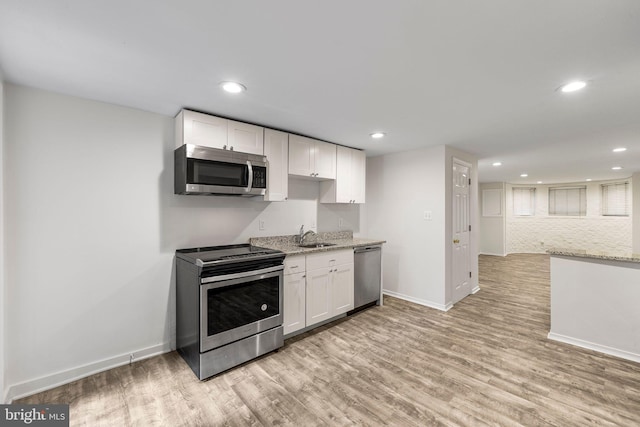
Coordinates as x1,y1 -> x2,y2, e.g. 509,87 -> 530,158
452,159 -> 471,303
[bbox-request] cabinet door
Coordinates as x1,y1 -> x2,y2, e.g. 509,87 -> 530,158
180,110 -> 227,149
335,146 -> 352,202
283,272 -> 306,335
264,129 -> 289,202
288,134 -> 314,177
306,267 -> 332,326
351,148 -> 366,203
314,140 -> 337,179
227,120 -> 264,155
332,263 -> 354,315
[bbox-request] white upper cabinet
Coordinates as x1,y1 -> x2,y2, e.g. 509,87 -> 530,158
288,134 -> 336,179
263,129 -> 289,202
320,146 -> 366,204
177,110 -> 227,149
175,110 -> 264,155
314,140 -> 337,179
227,120 -> 264,155
350,148 -> 366,202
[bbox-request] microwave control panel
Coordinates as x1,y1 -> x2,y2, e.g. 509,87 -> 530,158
253,167 -> 267,189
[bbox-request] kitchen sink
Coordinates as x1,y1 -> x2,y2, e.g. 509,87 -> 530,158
299,242 -> 337,248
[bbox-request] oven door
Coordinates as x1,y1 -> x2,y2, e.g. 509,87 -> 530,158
199,266 -> 283,352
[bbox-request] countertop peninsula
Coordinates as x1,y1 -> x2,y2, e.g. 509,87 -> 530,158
547,248 -> 640,264
250,231 -> 385,255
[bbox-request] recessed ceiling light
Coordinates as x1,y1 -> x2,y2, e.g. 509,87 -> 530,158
520,173 -> 528,178
612,166 -> 623,170
220,81 -> 246,94
492,162 -> 502,166
537,181 -> 543,184
370,132 -> 385,139
559,81 -> 587,93
613,147 -> 627,152
586,178 -> 592,182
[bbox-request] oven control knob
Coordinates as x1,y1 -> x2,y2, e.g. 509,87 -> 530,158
261,304 -> 268,311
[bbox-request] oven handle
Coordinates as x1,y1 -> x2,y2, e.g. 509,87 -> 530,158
201,265 -> 283,284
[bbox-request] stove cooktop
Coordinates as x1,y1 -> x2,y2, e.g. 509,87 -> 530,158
176,244 -> 284,267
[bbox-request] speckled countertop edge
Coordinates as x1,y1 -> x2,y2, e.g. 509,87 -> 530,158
250,232 -> 386,255
547,249 -> 640,264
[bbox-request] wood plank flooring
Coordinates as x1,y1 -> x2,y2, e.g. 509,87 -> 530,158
18,254 -> 640,426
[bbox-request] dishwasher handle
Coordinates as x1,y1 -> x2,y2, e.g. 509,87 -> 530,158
354,246 -> 381,253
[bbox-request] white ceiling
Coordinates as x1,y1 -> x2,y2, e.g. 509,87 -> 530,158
1,0 -> 639,184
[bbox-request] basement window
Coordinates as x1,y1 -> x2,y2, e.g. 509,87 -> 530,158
513,187 -> 536,216
601,182 -> 630,216
549,186 -> 586,216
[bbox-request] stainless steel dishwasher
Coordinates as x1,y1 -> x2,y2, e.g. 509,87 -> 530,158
353,246 -> 382,310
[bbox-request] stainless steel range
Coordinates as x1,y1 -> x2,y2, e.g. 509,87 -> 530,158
175,244 -> 286,380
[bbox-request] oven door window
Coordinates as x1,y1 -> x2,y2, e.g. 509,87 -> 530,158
188,158 -> 248,188
200,268 -> 283,352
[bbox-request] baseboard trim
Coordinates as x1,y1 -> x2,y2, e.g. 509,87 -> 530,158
547,332 -> 640,364
471,285 -> 480,294
479,252 -> 507,257
383,290 -> 451,312
6,342 -> 171,403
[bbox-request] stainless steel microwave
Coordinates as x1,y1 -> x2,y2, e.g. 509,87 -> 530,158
174,144 -> 267,196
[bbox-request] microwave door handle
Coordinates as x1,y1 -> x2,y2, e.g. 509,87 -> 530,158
245,160 -> 253,193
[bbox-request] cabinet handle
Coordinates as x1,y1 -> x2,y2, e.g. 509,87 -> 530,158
302,275 -> 306,278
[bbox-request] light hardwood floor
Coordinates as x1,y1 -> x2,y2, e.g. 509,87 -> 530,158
18,254 -> 640,426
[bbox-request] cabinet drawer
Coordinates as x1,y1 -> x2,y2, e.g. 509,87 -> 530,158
284,255 -> 306,274
306,249 -> 353,271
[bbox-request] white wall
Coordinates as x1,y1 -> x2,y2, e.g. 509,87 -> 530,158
317,203 -> 362,235
3,84 -> 325,401
549,256 -> 640,363
479,182 -> 506,256
505,181 -> 632,254
364,145 -> 478,310
633,173 -> 640,254
0,71 -> 6,403
365,146 -> 447,309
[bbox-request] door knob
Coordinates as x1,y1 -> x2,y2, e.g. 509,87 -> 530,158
453,239 -> 460,244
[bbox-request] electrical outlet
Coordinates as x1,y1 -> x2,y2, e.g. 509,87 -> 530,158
259,219 -> 265,231
424,211 -> 432,220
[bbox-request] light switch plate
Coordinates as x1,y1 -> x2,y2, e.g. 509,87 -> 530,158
424,211 -> 432,220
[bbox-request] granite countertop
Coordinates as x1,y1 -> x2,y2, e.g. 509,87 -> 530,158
547,248 -> 640,264
250,231 -> 385,255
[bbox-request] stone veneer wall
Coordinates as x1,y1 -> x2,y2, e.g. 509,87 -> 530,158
506,181 -> 632,254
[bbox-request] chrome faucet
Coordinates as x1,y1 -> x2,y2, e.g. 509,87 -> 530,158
299,225 -> 317,245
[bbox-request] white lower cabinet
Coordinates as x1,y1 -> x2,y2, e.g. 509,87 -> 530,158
332,263 -> 355,315
283,271 -> 306,335
283,250 -> 354,335
305,267 -> 333,326
283,255 -> 306,335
